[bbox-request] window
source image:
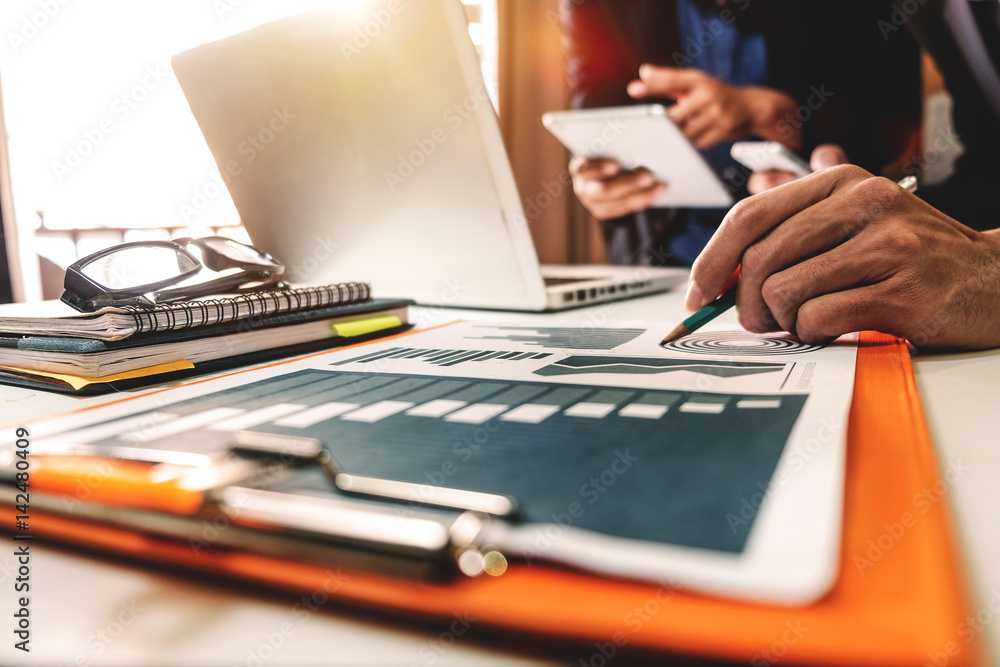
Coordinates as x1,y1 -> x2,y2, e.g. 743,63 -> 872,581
0,0 -> 497,301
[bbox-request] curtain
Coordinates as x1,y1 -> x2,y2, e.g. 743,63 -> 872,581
496,0 -> 607,264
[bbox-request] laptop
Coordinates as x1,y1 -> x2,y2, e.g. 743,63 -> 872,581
170,0 -> 686,311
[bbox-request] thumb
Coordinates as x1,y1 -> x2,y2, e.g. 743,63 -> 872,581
810,144 -> 849,170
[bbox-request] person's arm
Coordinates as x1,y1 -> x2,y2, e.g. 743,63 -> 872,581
686,165 -> 1000,350
569,63 -> 803,220
560,1 -> 673,220
627,66 -> 802,150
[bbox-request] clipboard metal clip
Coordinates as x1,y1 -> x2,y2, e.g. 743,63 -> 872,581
16,430 -> 516,579
203,431 -> 516,579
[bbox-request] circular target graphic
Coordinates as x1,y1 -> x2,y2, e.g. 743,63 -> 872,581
663,331 -> 826,356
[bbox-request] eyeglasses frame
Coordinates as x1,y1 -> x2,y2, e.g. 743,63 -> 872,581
61,237 -> 285,312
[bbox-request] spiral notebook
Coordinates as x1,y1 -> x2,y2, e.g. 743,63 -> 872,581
0,282 -> 372,341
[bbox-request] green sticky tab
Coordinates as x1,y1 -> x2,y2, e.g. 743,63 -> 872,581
331,315 -> 402,338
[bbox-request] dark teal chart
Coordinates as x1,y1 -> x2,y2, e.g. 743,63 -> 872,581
78,362 -> 807,555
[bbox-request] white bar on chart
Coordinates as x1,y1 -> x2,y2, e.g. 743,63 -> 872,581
274,403 -> 361,428
679,402 -> 727,414
445,403 -> 510,424
500,404 -> 561,424
406,399 -> 468,418
211,404 -> 308,431
618,404 -> 669,420
58,412 -> 178,445
122,408 -> 245,442
736,399 -> 782,409
341,401 -> 415,423
564,402 -> 616,419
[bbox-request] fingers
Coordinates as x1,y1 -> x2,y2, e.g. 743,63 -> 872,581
669,96 -> 731,148
571,162 -> 667,220
754,232 -> 901,338
784,282 -> 913,344
686,112 -> 730,149
810,144 -> 849,170
735,191 -> 868,332
627,65 -> 703,100
570,156 -> 621,179
747,170 -> 795,195
667,93 -> 703,128
672,99 -> 715,145
686,164 -> 872,312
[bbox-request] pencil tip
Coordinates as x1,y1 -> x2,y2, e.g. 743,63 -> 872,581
659,324 -> 689,347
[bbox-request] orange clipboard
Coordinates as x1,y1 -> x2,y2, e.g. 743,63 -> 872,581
6,332 -> 986,665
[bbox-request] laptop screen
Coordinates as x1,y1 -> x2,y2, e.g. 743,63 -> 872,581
172,0 -> 549,309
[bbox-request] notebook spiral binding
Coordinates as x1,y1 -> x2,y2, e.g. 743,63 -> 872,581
122,283 -> 372,335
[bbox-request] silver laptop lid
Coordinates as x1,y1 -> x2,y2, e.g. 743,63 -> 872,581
172,0 -> 548,310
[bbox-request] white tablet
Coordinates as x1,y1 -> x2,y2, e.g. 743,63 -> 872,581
543,104 -> 734,208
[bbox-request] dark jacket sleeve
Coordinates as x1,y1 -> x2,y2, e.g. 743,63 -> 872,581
560,0 -> 922,175
765,1 -> 923,174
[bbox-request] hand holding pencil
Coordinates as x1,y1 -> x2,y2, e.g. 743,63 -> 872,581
670,156 -> 1000,350
660,268 -> 740,346
663,166 -> 921,347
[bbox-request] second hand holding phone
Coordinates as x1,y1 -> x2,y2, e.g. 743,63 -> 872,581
730,141 -> 812,178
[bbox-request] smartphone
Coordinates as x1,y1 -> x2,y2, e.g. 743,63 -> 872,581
730,141 -> 812,178
542,104 -> 733,208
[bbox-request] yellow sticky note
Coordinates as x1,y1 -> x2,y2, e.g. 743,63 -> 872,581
331,315 -> 402,338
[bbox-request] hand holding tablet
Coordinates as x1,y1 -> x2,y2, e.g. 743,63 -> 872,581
543,104 -> 734,210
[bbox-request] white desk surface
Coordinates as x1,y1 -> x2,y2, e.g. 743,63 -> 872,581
2,289 -> 999,666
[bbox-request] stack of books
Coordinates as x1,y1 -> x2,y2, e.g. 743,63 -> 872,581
0,282 -> 412,393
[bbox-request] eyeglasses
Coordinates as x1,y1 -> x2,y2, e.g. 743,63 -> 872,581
61,237 -> 285,312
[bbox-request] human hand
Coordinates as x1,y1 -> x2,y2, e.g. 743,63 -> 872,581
747,144 -> 849,195
569,156 -> 667,220
627,65 -> 801,150
686,164 -> 1000,349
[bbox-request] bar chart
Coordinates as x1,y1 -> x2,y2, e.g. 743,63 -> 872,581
75,368 -> 806,554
